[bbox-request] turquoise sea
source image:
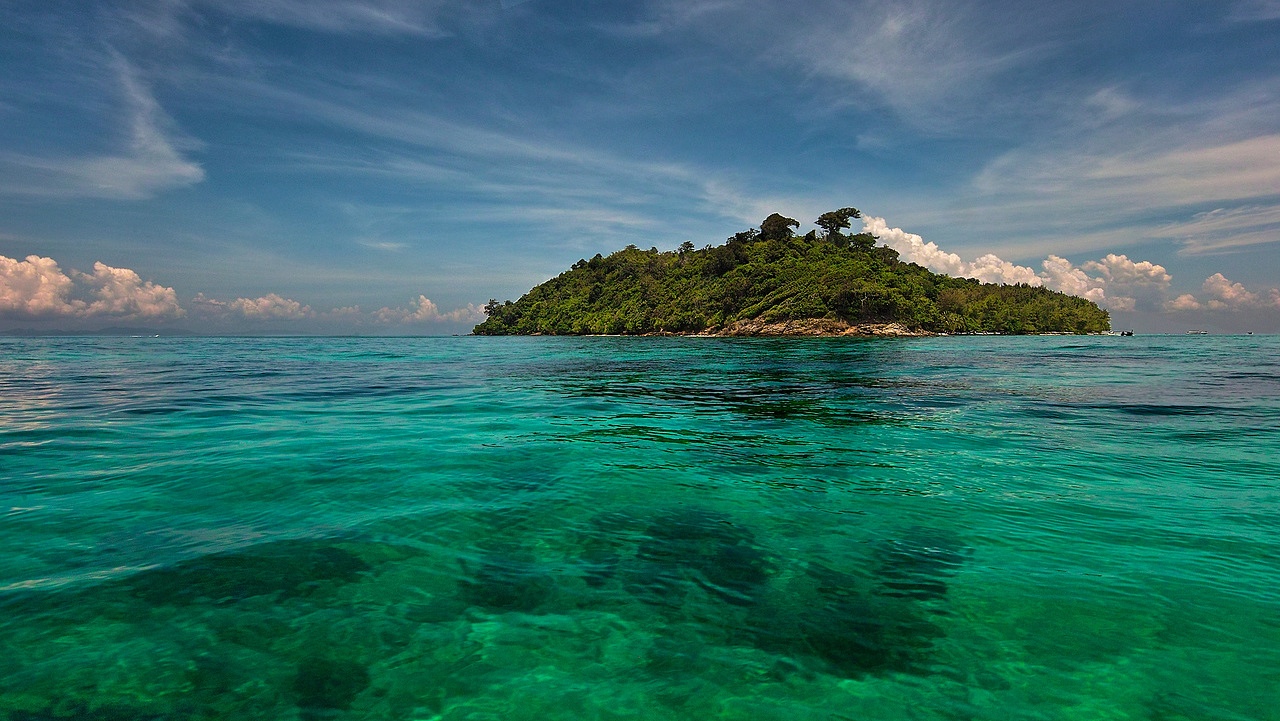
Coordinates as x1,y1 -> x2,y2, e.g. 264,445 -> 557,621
1,335 -> 1278,720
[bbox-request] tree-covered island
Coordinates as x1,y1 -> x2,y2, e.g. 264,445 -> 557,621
474,208 -> 1110,336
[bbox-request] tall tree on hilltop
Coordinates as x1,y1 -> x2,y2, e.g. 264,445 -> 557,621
760,213 -> 799,242
815,207 -> 862,245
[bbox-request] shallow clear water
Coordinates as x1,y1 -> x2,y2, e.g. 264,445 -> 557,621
1,335 -> 1278,720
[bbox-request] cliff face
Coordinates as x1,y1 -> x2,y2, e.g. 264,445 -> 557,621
475,226 -> 1110,336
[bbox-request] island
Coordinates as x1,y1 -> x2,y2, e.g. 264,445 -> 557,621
474,208 -> 1110,336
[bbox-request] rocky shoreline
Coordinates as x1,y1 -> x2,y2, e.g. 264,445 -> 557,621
645,319 -> 932,337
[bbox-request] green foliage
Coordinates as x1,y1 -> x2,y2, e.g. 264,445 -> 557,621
760,213 -> 800,242
475,210 -> 1110,336
815,207 -> 862,247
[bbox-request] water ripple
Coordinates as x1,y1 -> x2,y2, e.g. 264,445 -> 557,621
0,335 -> 1277,720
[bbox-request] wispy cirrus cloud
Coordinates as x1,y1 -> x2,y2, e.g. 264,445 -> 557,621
121,0 -> 465,38
357,240 -> 409,252
793,0 -> 1043,128
1152,205 -> 1280,256
0,55 -> 203,200
973,134 -> 1280,216
1226,0 -> 1280,23
597,0 -> 1049,131
951,112 -> 1280,259
207,0 -> 456,36
219,75 -> 767,241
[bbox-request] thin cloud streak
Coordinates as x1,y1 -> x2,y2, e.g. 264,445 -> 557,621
130,0 -> 461,38
0,54 -> 203,200
974,135 -> 1280,213
1226,0 -> 1280,22
210,0 -> 453,36
220,75 -> 787,241
1153,205 -> 1280,256
947,127 -> 1280,260
795,0 -> 1045,129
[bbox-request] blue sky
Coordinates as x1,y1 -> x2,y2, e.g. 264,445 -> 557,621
2,0 -> 1278,333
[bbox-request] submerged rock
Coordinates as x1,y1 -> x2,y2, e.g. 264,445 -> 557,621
748,562 -> 944,678
293,657 -> 370,714
6,705 -> 171,721
457,552 -> 556,612
575,510 -> 647,588
125,539 -> 370,607
799,602 -> 941,677
578,546 -> 622,589
630,508 -> 772,608
746,530 -> 968,681
872,528 -> 968,601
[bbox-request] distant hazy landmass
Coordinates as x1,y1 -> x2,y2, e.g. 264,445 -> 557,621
1,326 -> 197,337
474,209 -> 1110,336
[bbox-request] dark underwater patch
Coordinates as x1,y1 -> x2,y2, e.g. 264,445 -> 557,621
579,545 -> 622,588
563,375 -> 901,426
1096,403 -> 1222,417
573,511 -> 649,588
747,562 -> 944,678
739,528 -> 967,679
7,704 -> 172,721
293,658 -> 371,714
629,508 -> 771,608
124,539 -> 370,607
484,470 -> 559,493
119,405 -> 185,416
458,552 -> 557,612
872,528 -> 968,601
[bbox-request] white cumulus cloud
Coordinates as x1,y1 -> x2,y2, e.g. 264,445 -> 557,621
190,293 -> 229,316
863,215 -> 975,278
1164,294 -> 1203,312
863,217 -> 1172,311
966,253 -> 1042,287
1201,273 -> 1280,311
323,305 -> 363,320
1039,255 -> 1104,302
1165,274 -> 1280,312
1083,254 -> 1172,289
0,255 -> 83,316
375,295 -> 485,323
228,293 -> 314,320
1,254 -> 183,319
80,262 -> 184,318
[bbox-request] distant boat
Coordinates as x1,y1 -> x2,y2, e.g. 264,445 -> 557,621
1120,330 -> 1134,336
1187,330 -> 1208,335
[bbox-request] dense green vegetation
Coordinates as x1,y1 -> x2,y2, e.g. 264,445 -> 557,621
474,209 -> 1110,335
